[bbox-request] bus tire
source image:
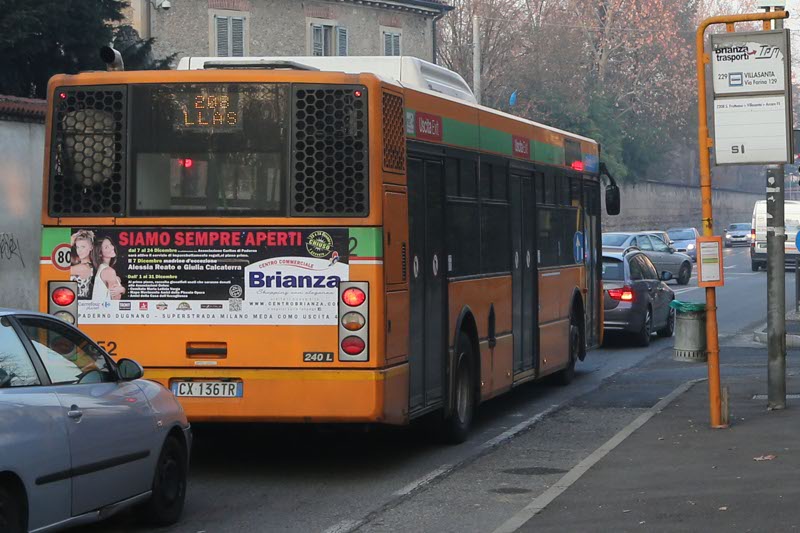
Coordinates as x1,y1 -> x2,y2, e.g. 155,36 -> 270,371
441,332 -> 475,445
554,324 -> 579,386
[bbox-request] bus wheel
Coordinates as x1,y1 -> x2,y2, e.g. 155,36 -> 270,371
442,333 -> 475,444
554,324 -> 579,386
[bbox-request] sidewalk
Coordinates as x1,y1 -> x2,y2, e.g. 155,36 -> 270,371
516,356 -> 800,532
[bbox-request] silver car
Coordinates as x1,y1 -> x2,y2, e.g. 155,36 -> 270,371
0,309 -> 191,532
602,232 -> 694,285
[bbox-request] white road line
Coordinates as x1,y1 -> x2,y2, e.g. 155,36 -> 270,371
323,405 -> 561,533
393,464 -> 454,497
491,378 -> 705,533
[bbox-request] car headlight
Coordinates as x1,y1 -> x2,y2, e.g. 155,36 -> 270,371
688,243 -> 696,250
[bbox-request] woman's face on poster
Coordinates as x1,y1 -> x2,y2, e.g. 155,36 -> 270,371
101,239 -> 116,261
75,238 -> 92,261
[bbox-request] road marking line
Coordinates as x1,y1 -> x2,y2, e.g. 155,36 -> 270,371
491,378 -> 705,533
393,464 -> 454,497
322,404 -> 560,533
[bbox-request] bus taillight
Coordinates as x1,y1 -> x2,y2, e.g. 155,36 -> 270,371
48,281 -> 79,325
338,282 -> 368,361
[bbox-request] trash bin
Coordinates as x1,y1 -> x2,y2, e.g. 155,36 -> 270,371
671,300 -> 707,362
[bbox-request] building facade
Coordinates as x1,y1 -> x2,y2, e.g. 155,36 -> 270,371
125,0 -> 451,64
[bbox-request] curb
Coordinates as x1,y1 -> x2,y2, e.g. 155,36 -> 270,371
752,327 -> 800,348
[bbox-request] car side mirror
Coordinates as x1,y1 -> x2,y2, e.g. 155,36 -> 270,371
605,183 -> 620,216
661,271 -> 673,281
668,246 -> 676,253
117,358 -> 144,381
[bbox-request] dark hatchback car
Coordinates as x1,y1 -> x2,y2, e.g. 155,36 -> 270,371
602,250 -> 676,346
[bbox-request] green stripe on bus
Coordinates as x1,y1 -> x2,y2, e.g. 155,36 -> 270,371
41,227 -> 71,256
349,228 -> 382,257
479,127 -> 512,155
533,140 -> 565,166
442,118 -> 479,149
406,108 -> 567,165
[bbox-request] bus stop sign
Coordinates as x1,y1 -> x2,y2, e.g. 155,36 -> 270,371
710,30 -> 792,165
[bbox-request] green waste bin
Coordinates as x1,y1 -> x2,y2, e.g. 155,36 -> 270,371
670,300 -> 707,362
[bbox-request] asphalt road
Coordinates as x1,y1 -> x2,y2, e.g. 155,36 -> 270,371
88,246 -> 788,533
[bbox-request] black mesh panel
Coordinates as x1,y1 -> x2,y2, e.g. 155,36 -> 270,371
50,86 -> 126,216
291,86 -> 368,216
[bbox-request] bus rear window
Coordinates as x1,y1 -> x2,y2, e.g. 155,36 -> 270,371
130,83 -> 289,215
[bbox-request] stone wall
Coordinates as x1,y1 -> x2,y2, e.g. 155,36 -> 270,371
0,115 -> 45,310
602,180 -> 762,234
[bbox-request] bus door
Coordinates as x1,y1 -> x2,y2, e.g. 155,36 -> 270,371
408,155 -> 446,412
510,173 -> 538,374
583,181 -> 600,347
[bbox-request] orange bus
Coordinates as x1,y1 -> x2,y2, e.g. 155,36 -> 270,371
39,55 -> 619,441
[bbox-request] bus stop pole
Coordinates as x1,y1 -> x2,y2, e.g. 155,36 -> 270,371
695,10 -> 789,427
694,10 -> 788,427
696,16 -> 725,428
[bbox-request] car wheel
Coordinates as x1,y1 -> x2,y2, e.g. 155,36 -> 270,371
554,324 -> 580,386
677,262 -> 691,285
0,485 -> 24,533
441,333 -> 475,444
751,261 -> 760,272
141,435 -> 187,526
635,307 -> 652,347
657,305 -> 676,338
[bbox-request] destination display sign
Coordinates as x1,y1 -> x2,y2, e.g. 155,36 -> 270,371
711,30 -> 788,96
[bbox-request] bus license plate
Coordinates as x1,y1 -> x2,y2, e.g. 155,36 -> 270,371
171,381 -> 243,398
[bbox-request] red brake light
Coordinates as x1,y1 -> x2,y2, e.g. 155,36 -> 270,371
178,158 -> 194,168
354,90 -> 363,97
59,92 -> 67,99
342,288 -> 366,307
571,160 -> 584,172
608,286 -> 635,302
52,287 -> 76,306
341,336 -> 366,355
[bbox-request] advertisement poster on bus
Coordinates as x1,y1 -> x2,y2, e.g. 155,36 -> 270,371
67,228 -> 349,325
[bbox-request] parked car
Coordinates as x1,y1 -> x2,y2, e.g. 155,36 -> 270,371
666,227 -> 699,262
602,250 -> 676,346
0,309 -> 191,533
724,222 -> 752,247
602,232 -> 693,285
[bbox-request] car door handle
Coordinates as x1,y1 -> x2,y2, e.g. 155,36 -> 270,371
67,405 -> 83,420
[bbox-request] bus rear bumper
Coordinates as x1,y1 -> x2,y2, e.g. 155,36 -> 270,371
144,364 -> 409,425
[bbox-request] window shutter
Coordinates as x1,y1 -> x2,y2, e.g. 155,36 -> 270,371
392,33 -> 400,56
312,24 -> 324,56
337,27 -> 348,56
384,32 -> 392,56
231,17 -> 245,56
216,16 -> 230,57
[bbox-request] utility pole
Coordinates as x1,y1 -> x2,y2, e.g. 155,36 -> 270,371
473,14 -> 481,105
766,3 -> 787,410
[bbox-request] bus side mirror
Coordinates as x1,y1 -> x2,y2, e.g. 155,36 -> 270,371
605,183 -> 620,216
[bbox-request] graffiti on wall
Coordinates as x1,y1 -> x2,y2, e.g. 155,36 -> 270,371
0,233 -> 25,267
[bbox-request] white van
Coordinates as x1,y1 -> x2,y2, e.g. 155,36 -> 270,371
751,200 -> 800,271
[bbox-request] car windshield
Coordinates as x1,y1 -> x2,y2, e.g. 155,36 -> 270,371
728,224 -> 750,231
602,259 -> 624,280
668,229 -> 695,240
602,234 -> 629,246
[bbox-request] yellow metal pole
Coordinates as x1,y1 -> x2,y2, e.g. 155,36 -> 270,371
695,10 -> 788,429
